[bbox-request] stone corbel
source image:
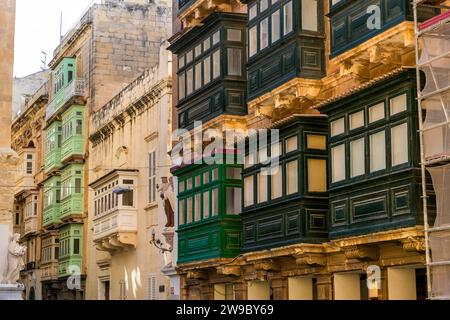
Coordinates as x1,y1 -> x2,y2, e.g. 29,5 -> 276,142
217,265 -> 241,277
343,245 -> 379,261
340,60 -> 370,82
254,259 -> 280,272
274,94 -> 294,110
255,102 -> 274,119
401,237 -> 426,253
187,270 -> 208,280
294,253 -> 327,267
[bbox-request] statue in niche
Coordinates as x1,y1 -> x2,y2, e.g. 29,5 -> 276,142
2,234 -> 26,285
158,177 -> 175,228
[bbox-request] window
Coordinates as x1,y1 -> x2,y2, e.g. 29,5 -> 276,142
308,159 -> 327,192
186,68 -> 193,95
195,175 -> 201,187
369,103 -> 385,123
75,178 -> 82,194
307,135 -> 326,150
178,73 -> 185,100
186,51 -> 193,64
227,167 -> 242,180
203,171 -> 210,184
212,188 -> 219,216
271,166 -> 282,199
213,30 -> 220,45
331,118 -> 345,137
249,5 -> 257,20
391,123 -> 409,166
259,146 -> 268,164
76,120 -> 83,135
122,190 -> 134,207
350,111 -> 365,130
73,239 -> 80,255
179,199 -> 185,225
249,26 -> 257,57
244,176 -> 254,207
203,38 -> 211,52
195,194 -> 201,222
302,0 -> 318,32
332,144 -> 346,183
213,50 -> 221,79
203,191 -> 210,219
187,197 -> 193,224
178,55 -> 185,69
260,0 -> 268,12
271,10 -> 281,43
226,188 -> 242,215
149,152 -> 156,203
257,173 -> 268,203
283,1 -> 293,35
186,178 -> 193,190
390,94 -> 407,116
260,18 -> 269,50
203,56 -> 211,85
227,29 -> 242,42
195,44 -> 202,58
286,160 -> 298,195
350,138 -> 365,178
195,62 -> 202,90
286,136 -> 298,153
228,48 -> 242,76
212,168 -> 219,181
26,154 -> 33,175
370,131 -> 386,172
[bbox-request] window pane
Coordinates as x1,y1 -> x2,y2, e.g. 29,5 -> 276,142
260,18 -> 269,50
271,10 -> 280,43
204,56 -> 211,85
259,146 -> 268,164
370,131 -> 386,172
76,120 -> 83,135
249,26 -> 257,57
332,144 -> 346,183
75,178 -> 82,194
227,48 -> 242,76
187,178 -> 193,190
369,102 -> 385,123
186,67 -> 193,95
271,166 -> 282,199
203,191 -> 210,219
226,188 -> 242,215
350,138 -> 365,178
195,44 -> 202,58
286,160 -> 298,195
271,142 -> 281,159
178,181 -> 185,193
257,173 -> 268,203
195,175 -> 201,188
122,190 -> 134,207
307,135 -> 326,150
227,167 -> 242,180
203,38 -> 211,52
302,0 -> 318,31
260,0 -> 268,12
213,50 -> 221,79
178,55 -> 185,69
187,197 -> 193,224
73,239 -> 80,255
391,123 -> 409,166
308,159 -> 327,192
212,30 -> 220,45
195,62 -> 202,90
350,111 -> 365,130
390,94 -> 407,116
203,171 -> 210,185
227,29 -> 241,41
179,200 -> 185,225
286,136 -> 298,153
283,1 -> 293,35
195,194 -> 201,222
212,168 -> 219,181
186,51 -> 193,64
249,5 -> 257,20
212,188 -> 219,216
244,176 -> 254,207
331,118 -> 345,137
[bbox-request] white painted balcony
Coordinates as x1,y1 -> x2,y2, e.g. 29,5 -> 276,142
14,174 -> 35,196
24,216 -> 38,236
46,79 -> 85,121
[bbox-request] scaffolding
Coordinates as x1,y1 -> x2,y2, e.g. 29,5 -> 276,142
414,0 -> 450,300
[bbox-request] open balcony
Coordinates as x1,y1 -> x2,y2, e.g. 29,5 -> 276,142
46,79 -> 86,122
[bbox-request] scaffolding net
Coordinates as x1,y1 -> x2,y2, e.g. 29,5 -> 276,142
415,0 -> 450,300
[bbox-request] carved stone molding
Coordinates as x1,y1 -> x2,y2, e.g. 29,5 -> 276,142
187,270 -> 209,280
343,245 -> 379,261
294,253 -> 327,267
253,259 -> 280,272
217,265 -> 241,277
401,237 -> 426,253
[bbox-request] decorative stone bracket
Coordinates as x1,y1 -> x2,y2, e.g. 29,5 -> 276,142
187,270 -> 209,280
217,265 -> 241,277
343,245 -> 379,261
401,237 -> 426,253
180,0 -> 243,28
294,253 -> 327,267
253,259 -> 280,272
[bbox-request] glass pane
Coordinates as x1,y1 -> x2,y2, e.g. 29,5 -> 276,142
244,176 -> 254,207
227,167 -> 242,180
258,173 -> 268,203
203,191 -> 210,219
212,30 -> 220,45
195,44 -> 202,58
204,56 -> 211,85
390,94 -> 407,116
212,168 -> 219,181
249,5 -> 257,20
178,181 -> 185,193
286,136 -> 298,153
179,200 -> 185,225
370,131 -> 386,172
260,18 -> 269,50
331,118 -> 345,137
308,159 -> 327,192
213,50 -> 221,79
332,144 -> 346,183
302,0 -> 318,31
186,67 -> 193,95
259,146 -> 268,164
203,171 -> 210,184
272,10 -> 281,43
186,50 -> 193,64
260,0 -> 268,12
195,62 -> 202,90
186,178 -> 193,190
369,102 -> 385,123
283,1 -> 293,35
271,142 -> 281,158
195,194 -> 201,222
286,160 -> 298,195
226,188 -> 242,215
195,175 -> 201,187
350,138 -> 365,178
227,29 -> 242,41
391,123 -> 409,166
249,26 -> 258,57
307,135 -> 326,150
178,55 -> 185,69
203,38 -> 211,52
212,188 -> 219,216
271,166 -> 283,199
350,110 -> 365,130
227,48 -> 242,76
187,197 -> 193,224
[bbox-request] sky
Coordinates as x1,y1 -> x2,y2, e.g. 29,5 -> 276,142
13,0 -> 97,78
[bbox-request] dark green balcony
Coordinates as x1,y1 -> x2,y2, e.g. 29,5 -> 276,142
60,164 -> 84,222
44,121 -> 62,174
61,105 -> 85,163
174,160 -> 243,264
58,223 -> 83,278
42,176 -> 62,228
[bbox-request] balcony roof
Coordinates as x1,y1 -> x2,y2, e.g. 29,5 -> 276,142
89,169 -> 139,188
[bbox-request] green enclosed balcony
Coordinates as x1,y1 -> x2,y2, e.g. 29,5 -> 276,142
42,176 -> 62,228
58,223 -> 83,278
46,58 -> 85,122
61,105 -> 85,163
44,121 -> 62,174
174,159 -> 243,264
60,164 -> 84,222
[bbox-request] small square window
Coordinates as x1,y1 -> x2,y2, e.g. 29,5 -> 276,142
203,172 -> 210,185
307,135 -> 326,150
260,0 -> 268,12
331,118 -> 345,137
349,110 -> 365,130
390,94 -> 407,116
203,38 -> 211,52
227,167 -> 242,180
195,175 -> 201,188
186,178 -> 193,190
249,5 -> 257,20
179,54 -> 185,69
212,30 -> 220,45
212,168 -> 219,181
195,44 -> 202,58
369,102 -> 385,123
286,136 -> 298,153
227,29 -> 242,42
186,51 -> 193,64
